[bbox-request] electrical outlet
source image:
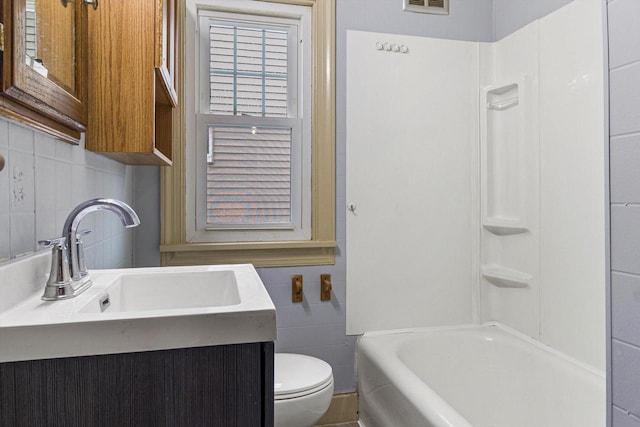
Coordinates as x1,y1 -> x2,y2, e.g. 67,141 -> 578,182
292,275 -> 303,303
320,274 -> 332,301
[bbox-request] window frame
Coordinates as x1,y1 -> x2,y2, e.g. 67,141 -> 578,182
160,0 -> 336,267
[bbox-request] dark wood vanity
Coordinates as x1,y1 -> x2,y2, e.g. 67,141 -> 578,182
0,342 -> 274,427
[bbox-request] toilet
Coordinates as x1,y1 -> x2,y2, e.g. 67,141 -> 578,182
274,353 -> 334,427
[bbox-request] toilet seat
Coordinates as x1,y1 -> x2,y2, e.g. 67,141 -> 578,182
274,353 -> 333,400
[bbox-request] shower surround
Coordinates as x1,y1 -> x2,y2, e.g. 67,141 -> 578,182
347,0 -> 605,424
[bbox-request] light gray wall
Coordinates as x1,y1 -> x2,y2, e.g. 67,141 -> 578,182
0,118 -> 135,269
493,0 -> 574,40
339,0 -> 493,41
608,0 -> 640,425
133,166 -> 161,267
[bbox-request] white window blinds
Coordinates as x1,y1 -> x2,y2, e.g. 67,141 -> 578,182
195,8 -> 308,239
206,125 -> 292,226
25,0 -> 37,59
209,23 -> 289,117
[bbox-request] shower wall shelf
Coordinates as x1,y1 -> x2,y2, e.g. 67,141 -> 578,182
487,97 -> 519,111
480,77 -> 531,236
481,264 -> 531,288
483,223 -> 528,236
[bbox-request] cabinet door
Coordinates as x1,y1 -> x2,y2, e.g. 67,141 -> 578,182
0,0 -> 88,138
156,0 -> 178,107
86,0 -> 175,165
1,343 -> 274,427
86,0 -> 155,153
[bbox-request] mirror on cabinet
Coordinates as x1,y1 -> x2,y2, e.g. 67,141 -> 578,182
24,0 -> 77,96
0,0 -> 88,143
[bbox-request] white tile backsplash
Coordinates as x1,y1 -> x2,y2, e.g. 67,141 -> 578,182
8,150 -> 35,214
71,164 -> 90,205
54,160 -> 72,212
0,118 -> 135,268
34,131 -> 56,158
54,134 -> 74,162
8,122 -> 34,153
0,120 -> 8,148
35,155 -> 56,213
0,214 -> 10,261
0,153 -> 9,215
35,155 -> 57,243
10,213 -> 35,258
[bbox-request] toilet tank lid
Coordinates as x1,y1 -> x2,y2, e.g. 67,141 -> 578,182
274,353 -> 333,397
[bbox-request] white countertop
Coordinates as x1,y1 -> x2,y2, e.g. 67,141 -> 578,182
0,261 -> 276,362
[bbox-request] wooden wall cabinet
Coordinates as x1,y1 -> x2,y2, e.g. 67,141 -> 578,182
85,0 -> 177,165
0,0 -> 88,144
0,0 -> 177,164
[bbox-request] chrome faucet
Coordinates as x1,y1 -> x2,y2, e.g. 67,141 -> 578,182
40,198 -> 140,301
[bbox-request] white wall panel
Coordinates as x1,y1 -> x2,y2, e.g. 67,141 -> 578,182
346,30 -> 478,334
538,0 -> 606,370
479,21 -> 541,339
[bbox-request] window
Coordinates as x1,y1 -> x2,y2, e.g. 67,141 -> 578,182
194,6 -> 311,242
160,0 -> 335,267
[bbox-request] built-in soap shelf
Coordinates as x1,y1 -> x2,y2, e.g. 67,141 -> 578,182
487,96 -> 519,111
483,222 -> 528,236
481,264 -> 531,288
481,77 -> 530,236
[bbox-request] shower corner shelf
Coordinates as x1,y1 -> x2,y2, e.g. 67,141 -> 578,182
481,265 -> 531,289
481,76 -> 531,239
482,222 -> 528,236
487,96 -> 519,111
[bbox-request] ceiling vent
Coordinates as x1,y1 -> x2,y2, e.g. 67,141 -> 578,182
403,0 -> 449,15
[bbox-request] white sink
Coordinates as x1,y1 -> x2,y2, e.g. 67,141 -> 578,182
80,271 -> 241,313
0,259 -> 276,363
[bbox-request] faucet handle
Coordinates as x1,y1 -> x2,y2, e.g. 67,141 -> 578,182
39,237 -> 66,249
74,229 -> 91,279
40,236 -> 72,300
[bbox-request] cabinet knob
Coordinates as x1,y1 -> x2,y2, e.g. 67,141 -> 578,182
64,0 -> 98,11
84,0 -> 98,10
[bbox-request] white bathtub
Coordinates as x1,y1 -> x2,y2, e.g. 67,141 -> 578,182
357,323 -> 605,427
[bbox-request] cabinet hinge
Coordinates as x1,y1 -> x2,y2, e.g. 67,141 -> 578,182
0,23 -> 4,52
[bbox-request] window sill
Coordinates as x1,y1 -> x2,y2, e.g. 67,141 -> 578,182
160,240 -> 336,267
